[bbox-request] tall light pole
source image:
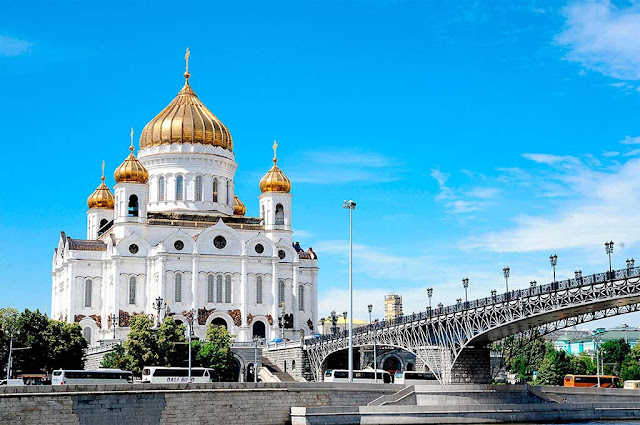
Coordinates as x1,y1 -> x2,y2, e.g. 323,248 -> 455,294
605,241 -> 614,277
109,313 -> 118,339
343,199 -> 356,383
6,331 -> 14,380
184,309 -> 195,382
462,278 -> 469,303
550,254 -> 558,282
368,304 -> 377,383
503,267 -> 510,294
530,280 -> 537,288
320,317 -> 326,335
622,323 -> 629,344
153,296 -> 167,327
427,288 -> 433,312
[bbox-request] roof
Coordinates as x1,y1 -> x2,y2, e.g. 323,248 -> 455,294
67,238 -> 107,252
147,212 -> 263,230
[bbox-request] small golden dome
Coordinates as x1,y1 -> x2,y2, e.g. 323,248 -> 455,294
114,129 -> 149,184
87,162 -> 115,209
233,195 -> 246,216
260,141 -> 291,193
139,49 -> 233,151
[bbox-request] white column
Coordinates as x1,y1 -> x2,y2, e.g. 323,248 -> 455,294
68,261 -> 75,323
292,263 -> 299,333
191,255 -> 198,311
241,257 -> 248,326
159,255 -> 166,301
113,259 -> 119,319
271,259 -> 278,332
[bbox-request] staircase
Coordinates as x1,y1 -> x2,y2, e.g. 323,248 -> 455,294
260,357 -> 298,382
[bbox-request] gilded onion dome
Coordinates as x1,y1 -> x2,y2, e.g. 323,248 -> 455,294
114,129 -> 149,184
87,162 -> 115,209
259,141 -> 291,193
233,195 -> 246,216
139,48 -> 233,151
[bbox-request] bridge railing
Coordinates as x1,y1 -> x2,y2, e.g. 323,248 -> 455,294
305,266 -> 640,346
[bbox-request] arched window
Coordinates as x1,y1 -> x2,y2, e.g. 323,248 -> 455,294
298,285 -> 304,311
207,275 -> 214,303
213,178 -> 218,202
225,276 -> 232,303
128,195 -> 139,217
176,176 -> 184,200
158,176 -> 165,201
84,280 -> 92,308
129,276 -> 136,304
256,276 -> 263,304
175,273 -> 182,302
226,181 -> 230,205
278,280 -> 285,305
195,176 -> 203,201
216,276 -> 223,303
98,219 -> 108,236
83,327 -> 91,343
275,204 -> 284,225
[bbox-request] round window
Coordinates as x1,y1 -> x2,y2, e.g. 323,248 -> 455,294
278,249 -> 286,260
174,240 -> 184,251
255,244 -> 264,254
214,236 -> 227,249
129,244 -> 139,254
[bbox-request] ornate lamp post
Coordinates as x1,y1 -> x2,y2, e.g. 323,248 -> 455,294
320,317 -> 326,335
184,309 -> 196,382
627,259 -> 635,271
437,303 -> 443,312
503,267 -> 510,294
342,311 -> 348,332
491,289 -> 497,299
153,296 -> 168,327
427,287 -> 433,312
530,280 -> 537,288
622,323 -> 629,344
550,254 -> 558,282
462,278 -> 469,303
342,199 -> 357,384
109,313 -> 118,339
367,304 -> 377,383
605,241 -> 614,276
329,311 -> 339,335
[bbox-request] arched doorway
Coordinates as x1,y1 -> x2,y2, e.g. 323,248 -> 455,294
212,317 -> 227,329
383,356 -> 401,373
252,321 -> 266,339
230,357 -> 241,382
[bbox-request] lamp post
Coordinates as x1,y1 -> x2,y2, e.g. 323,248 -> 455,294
343,199 -> 356,383
462,278 -> 469,304
550,254 -> 558,282
605,241 -> 614,277
368,304 -> 377,383
253,336 -> 261,383
320,317 -> 326,335
184,309 -> 195,382
109,313 -> 118,339
330,311 -> 339,335
6,330 -> 14,380
153,296 -> 168,327
593,328 -> 605,387
530,281 -> 537,288
503,267 -> 510,294
342,311 -> 348,333
627,259 -> 635,272
427,287 -> 433,312
622,323 -> 629,344
575,270 -> 582,280
491,289 -> 497,299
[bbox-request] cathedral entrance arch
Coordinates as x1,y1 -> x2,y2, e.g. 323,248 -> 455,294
212,317 -> 227,329
252,321 -> 266,339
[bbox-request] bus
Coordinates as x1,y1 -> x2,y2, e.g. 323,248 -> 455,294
395,371 -> 439,385
624,380 -> 640,389
324,369 -> 392,384
141,367 -> 215,383
52,369 -> 132,385
563,375 -> 622,388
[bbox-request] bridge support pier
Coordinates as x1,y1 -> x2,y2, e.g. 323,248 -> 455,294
449,348 -> 491,384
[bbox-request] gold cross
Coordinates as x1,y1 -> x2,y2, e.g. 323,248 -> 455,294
185,47 -> 190,73
273,140 -> 278,159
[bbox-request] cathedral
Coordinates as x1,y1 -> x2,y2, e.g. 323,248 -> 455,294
51,51 -> 319,345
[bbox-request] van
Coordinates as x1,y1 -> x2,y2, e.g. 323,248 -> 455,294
0,379 -> 25,386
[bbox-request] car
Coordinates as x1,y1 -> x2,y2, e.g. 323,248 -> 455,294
0,379 -> 25,386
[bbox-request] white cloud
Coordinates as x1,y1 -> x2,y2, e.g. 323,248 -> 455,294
622,136 -> 640,145
625,148 -> 640,157
430,169 -> 496,215
555,1 -> 640,80
466,187 -> 501,199
522,153 -> 579,165
0,35 -> 31,56
603,151 -> 620,157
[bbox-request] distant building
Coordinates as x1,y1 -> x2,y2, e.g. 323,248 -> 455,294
384,294 -> 403,321
553,326 -> 640,355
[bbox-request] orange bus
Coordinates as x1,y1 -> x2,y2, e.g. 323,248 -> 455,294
564,374 -> 622,388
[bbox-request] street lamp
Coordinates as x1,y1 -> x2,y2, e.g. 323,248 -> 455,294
491,289 -> 497,299
462,278 -> 469,303
575,270 -> 582,280
427,287 -> 433,312
367,304 -> 378,383
109,313 -> 118,339
342,311 -> 348,332
343,199 -> 356,383
550,254 -> 558,282
320,317 -> 326,335
184,309 -> 196,382
153,296 -> 168,327
530,281 -> 537,288
593,328 -> 606,387
622,323 -> 629,344
503,267 -> 510,294
329,311 -> 339,335
605,241 -> 614,276
627,259 -> 635,271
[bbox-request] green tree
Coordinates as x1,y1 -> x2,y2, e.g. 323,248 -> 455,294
13,309 -> 51,374
621,344 -> 640,380
45,320 -> 87,371
536,348 -> 572,386
503,332 -> 549,383
0,308 -> 20,374
196,324 -> 234,380
601,339 -> 630,376
101,343 -> 128,369
124,315 -> 158,375
569,353 -> 595,376
156,317 -> 186,367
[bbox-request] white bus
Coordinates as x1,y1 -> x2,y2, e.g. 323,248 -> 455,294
141,367 -> 215,383
52,369 -> 132,385
394,371 -> 439,385
324,369 -> 392,384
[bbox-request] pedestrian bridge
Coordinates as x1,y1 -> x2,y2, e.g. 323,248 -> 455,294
303,266 -> 640,384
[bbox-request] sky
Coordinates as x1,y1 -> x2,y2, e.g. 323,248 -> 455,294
1,0 -> 640,330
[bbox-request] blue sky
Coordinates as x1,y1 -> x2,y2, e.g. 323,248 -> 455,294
1,0 -> 640,329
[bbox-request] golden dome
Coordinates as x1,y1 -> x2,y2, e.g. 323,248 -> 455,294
233,195 -> 246,216
87,162 -> 115,209
259,141 -> 291,194
139,49 -> 232,151
114,129 -> 149,184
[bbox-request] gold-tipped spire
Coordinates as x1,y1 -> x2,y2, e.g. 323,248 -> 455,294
88,161 -> 115,209
260,140 -> 291,193
184,47 -> 191,80
114,128 -> 149,184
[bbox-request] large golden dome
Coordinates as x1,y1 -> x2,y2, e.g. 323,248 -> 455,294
88,163 -> 115,209
139,50 -> 233,151
259,141 -> 291,194
114,131 -> 149,184
233,195 -> 246,216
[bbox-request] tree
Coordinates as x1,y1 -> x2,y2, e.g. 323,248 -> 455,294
156,317 -> 186,367
13,309 -> 51,374
502,332 -> 549,383
101,343 -> 128,369
196,324 -> 234,380
601,339 -> 630,376
0,308 -> 20,375
45,320 -> 87,371
569,353 -> 595,376
124,315 -> 158,375
536,348 -> 572,386
621,344 -> 640,380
